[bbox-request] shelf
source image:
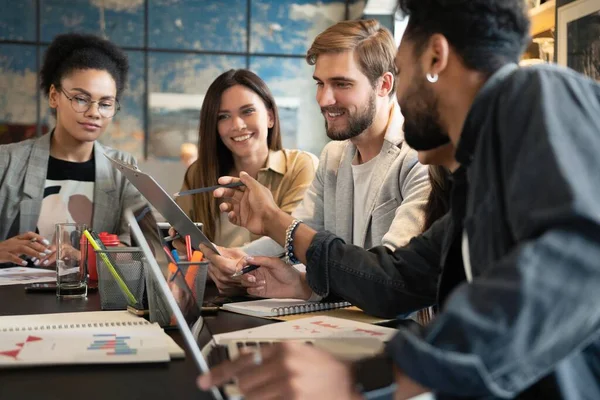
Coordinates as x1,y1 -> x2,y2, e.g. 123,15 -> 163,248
529,0 -> 556,36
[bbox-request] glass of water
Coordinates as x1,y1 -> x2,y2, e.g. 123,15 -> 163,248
55,223 -> 88,298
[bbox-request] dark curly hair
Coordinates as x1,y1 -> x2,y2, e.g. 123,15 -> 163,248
40,33 -> 129,97
397,0 -> 531,75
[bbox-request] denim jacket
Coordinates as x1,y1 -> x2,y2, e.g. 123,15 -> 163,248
306,64 -> 600,398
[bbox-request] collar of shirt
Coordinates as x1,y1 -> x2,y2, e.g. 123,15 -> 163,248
259,149 -> 287,175
455,63 -> 519,166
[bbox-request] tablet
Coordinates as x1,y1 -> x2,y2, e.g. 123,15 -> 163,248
105,154 -> 219,255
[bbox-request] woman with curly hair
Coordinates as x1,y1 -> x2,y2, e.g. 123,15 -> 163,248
0,33 -> 144,266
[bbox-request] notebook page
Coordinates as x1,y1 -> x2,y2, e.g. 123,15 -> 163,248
221,299 -> 320,317
214,316 -> 398,342
0,311 -> 184,358
272,306 -> 392,325
0,311 -> 143,329
0,327 -> 170,367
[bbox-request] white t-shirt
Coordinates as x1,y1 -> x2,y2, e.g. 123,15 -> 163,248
351,154 -> 379,246
37,156 -> 95,240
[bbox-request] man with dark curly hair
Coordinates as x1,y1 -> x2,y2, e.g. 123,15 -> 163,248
198,0 -> 600,399
0,33 -> 144,265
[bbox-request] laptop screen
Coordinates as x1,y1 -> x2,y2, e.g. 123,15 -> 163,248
130,203 -> 202,326
127,203 -> 223,400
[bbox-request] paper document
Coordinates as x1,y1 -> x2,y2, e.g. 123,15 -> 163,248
0,310 -> 185,366
0,267 -> 55,286
214,316 -> 398,343
0,327 -> 170,366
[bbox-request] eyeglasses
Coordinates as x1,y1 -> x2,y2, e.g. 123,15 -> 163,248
60,88 -> 120,119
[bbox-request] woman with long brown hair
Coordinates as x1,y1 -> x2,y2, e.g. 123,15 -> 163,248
176,69 -> 317,247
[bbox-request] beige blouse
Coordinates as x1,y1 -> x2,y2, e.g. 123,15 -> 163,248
176,149 -> 318,248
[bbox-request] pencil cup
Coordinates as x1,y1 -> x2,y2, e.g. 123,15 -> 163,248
55,223 -> 88,299
96,247 -> 146,310
144,260 -> 208,327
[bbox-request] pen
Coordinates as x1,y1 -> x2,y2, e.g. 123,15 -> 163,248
83,230 -> 137,304
230,252 -> 287,278
169,249 -> 185,282
231,264 -> 260,277
163,246 -> 177,265
163,233 -> 181,242
170,249 -> 181,263
185,235 -> 192,262
173,181 -> 245,197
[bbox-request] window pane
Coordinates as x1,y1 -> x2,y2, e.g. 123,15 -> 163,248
250,0 -> 349,55
0,0 -> 36,41
41,0 -> 144,47
250,56 -> 326,156
149,0 -> 247,52
0,44 -> 38,144
148,53 -> 245,159
101,51 -> 145,160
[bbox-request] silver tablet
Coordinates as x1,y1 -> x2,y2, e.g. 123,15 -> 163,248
106,154 -> 219,255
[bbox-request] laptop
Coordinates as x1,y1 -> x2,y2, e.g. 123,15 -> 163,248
106,154 -> 219,254
126,203 -> 385,399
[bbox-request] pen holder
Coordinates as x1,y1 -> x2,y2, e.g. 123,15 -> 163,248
144,260 -> 209,327
96,247 -> 146,311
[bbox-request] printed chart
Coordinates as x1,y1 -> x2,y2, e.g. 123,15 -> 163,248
87,334 -> 138,356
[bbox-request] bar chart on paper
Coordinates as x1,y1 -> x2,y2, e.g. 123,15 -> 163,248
0,328 -> 170,367
87,334 -> 138,356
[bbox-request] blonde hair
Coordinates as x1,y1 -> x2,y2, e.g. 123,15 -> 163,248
306,19 -> 397,96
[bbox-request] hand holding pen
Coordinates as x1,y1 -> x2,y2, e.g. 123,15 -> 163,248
213,173 -> 280,237
236,255 -> 313,300
173,181 -> 245,198
231,252 -> 286,277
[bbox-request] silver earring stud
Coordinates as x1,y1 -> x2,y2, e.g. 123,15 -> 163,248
426,73 -> 439,83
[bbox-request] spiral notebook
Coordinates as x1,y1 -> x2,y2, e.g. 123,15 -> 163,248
0,311 -> 184,367
221,298 -> 351,318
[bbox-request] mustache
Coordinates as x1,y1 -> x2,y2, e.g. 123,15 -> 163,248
321,107 -> 346,114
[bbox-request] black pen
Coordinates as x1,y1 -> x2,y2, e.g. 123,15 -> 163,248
173,181 -> 245,197
231,264 -> 260,277
230,253 -> 287,278
163,233 -> 181,242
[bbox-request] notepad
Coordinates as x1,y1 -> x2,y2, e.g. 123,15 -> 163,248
0,311 -> 184,367
213,316 -> 398,342
221,298 -> 351,318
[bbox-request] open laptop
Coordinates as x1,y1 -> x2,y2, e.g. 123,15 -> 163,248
126,203 -> 385,399
106,154 -> 219,254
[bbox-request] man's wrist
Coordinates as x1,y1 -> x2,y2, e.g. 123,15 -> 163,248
297,272 -> 313,300
264,210 -> 293,245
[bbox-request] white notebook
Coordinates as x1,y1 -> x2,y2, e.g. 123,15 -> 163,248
214,316 -> 398,342
221,298 -> 351,318
0,311 -> 184,367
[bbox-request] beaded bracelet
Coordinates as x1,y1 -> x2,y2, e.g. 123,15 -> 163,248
284,219 -> 303,265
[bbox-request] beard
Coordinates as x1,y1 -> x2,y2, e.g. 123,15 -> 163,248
323,91 -> 376,141
400,76 -> 450,151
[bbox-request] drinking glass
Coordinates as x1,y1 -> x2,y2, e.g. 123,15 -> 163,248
55,223 -> 88,298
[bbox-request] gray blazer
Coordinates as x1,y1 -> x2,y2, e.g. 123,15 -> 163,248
244,102 -> 430,255
0,133 -> 145,245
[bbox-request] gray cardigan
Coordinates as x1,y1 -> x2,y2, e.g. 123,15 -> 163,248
0,133 -> 144,245
244,101 -> 430,255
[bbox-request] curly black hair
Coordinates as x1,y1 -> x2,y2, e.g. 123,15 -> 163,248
40,33 -> 129,97
397,0 -> 531,75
